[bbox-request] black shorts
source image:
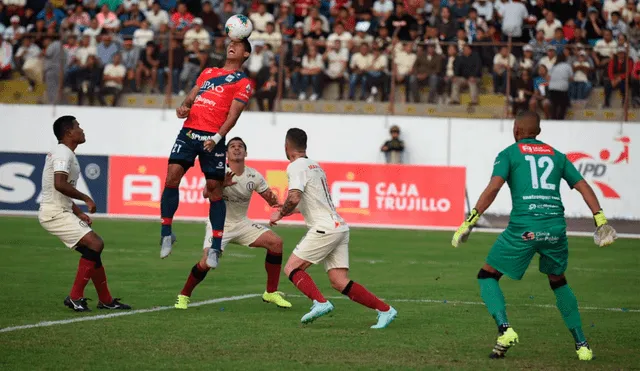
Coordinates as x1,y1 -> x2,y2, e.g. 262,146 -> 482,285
168,128 -> 226,180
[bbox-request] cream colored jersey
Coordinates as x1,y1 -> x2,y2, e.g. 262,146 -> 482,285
286,157 -> 348,234
223,166 -> 269,223
40,144 -> 80,211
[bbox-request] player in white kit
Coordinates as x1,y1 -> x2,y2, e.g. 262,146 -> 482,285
270,128 -> 397,328
174,137 -> 292,309
38,116 -> 131,312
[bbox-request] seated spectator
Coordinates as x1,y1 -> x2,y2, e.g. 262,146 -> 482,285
569,50 -> 593,103
145,2 -> 170,32
96,33 -> 119,66
14,36 -> 42,89
563,19 -> 577,42
171,3 -> 194,34
617,34 -> 637,60
450,0 -> 470,23
259,21 -> 283,51
592,29 -> 617,83
603,0 -> 625,22
408,44 -> 443,103
349,42 -> 374,100
529,29 -> 548,64
178,40 -> 207,94
493,46 -> 515,94
250,2 -> 275,33
75,35 -> 96,78
37,3 -> 65,29
622,0 -> 636,23
101,52 -> 126,106
335,6 -> 356,33
442,44 -> 458,98
76,54 -> 102,106
255,60 -> 279,111
159,37 -> 185,94
352,21 -> 374,50
287,40 -> 305,98
155,22 -> 172,51
604,47 -> 633,107
473,0 -> 494,22
548,54 -> 573,119
246,40 -> 269,79
184,18 -> 210,51
373,0 -> 394,22
464,8 -> 487,42
353,0 -> 374,23
133,20 -> 154,48
367,44 -> 389,102
96,4 -> 118,28
549,28 -> 567,54
530,64 -> 551,118
451,44 -> 481,105
68,5 -> 91,32
120,38 -> 139,91
394,42 -> 416,101
323,39 -> 349,100
473,28 -> 493,69
510,69 -> 534,115
199,1 -> 221,35
536,11 -> 562,41
303,7 -> 329,35
538,45 -> 557,72
584,7 -> 605,44
219,0 -> 236,27
306,19 -> 329,52
519,45 -> 535,72
298,45 -> 324,101
275,1 -> 295,37
433,6 -> 457,41
4,16 -> 25,45
208,37 -> 226,67
327,22 -> 352,50
120,1 -> 146,36
375,25 -> 392,52
136,40 -> 159,92
82,19 -> 101,47
0,34 -> 13,80
607,11 -> 627,38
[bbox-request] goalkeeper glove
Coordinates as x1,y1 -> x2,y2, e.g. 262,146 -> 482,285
593,210 -> 617,247
452,208 -> 481,248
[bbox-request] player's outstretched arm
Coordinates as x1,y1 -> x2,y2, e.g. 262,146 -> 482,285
259,189 -> 281,208
269,190 -> 302,226
452,176 -> 505,248
54,173 -> 96,213
573,180 -> 617,246
176,85 -> 200,118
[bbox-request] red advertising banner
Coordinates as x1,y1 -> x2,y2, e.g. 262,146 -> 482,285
108,156 -> 466,228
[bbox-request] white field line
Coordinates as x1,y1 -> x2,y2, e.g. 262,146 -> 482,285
291,295 -> 640,313
0,293 -> 259,334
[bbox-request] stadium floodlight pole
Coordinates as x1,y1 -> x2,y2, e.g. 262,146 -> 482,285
388,28 -> 401,115
164,31 -> 175,118
624,43 -> 630,122
504,36 -> 512,119
275,40 -> 286,112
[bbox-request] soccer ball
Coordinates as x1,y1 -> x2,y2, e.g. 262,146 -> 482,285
225,14 -> 253,41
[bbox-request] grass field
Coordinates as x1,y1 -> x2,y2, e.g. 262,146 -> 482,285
0,216 -> 638,370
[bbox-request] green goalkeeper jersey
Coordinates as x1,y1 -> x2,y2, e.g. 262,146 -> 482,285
492,138 -> 584,226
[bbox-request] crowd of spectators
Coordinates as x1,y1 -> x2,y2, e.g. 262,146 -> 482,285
2,0 -> 640,114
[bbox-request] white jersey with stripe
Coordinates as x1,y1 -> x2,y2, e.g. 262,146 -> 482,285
286,157 -> 348,233
40,144 -> 80,211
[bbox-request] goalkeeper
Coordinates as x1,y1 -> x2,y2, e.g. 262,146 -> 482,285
451,111 -> 616,361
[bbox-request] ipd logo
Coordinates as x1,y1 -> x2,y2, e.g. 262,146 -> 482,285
0,152 -> 109,212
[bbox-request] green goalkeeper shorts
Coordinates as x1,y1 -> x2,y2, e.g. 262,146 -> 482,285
486,223 -> 569,280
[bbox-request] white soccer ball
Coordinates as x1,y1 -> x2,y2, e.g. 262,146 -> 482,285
225,14 -> 253,41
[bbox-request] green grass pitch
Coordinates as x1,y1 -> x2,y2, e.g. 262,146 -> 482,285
0,216 -> 638,370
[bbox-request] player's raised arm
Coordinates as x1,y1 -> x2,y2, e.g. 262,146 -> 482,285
176,84 -> 200,118
54,172 -> 96,213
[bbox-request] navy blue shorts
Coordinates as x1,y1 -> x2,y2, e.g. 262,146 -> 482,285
168,128 -> 226,180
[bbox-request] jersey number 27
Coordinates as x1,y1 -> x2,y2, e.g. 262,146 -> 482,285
524,155 -> 556,190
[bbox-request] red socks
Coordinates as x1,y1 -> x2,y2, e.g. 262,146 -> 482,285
343,281 -> 390,312
92,266 -> 113,304
70,257 -> 95,300
265,252 -> 282,293
289,269 -> 326,303
180,262 -> 210,297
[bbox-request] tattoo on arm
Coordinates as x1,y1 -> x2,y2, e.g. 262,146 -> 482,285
280,190 -> 302,217
260,189 -> 280,207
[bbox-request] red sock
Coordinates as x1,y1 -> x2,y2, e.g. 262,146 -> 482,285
344,281 -> 390,311
70,258 -> 96,300
180,262 -> 210,297
92,266 -> 113,304
290,270 -> 326,303
265,252 -> 282,293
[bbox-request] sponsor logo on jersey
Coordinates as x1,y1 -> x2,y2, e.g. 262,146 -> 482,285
566,136 -> 630,199
186,130 -> 217,141
518,143 -> 555,155
521,231 -> 535,241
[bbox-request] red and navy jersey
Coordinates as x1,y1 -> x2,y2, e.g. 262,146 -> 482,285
183,68 -> 254,133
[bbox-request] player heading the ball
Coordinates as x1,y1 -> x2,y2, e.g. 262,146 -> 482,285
159,38 -> 254,270
452,111 -> 617,361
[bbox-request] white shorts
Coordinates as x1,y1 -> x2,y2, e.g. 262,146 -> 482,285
203,218 -> 270,251
293,230 -> 350,271
38,208 -> 93,248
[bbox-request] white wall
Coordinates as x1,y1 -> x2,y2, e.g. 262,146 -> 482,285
2,104 -> 638,219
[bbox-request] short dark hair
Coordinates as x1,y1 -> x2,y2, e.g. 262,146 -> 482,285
286,128 -> 307,150
241,38 -> 252,54
515,110 -> 541,125
227,137 -> 247,151
53,115 -> 76,140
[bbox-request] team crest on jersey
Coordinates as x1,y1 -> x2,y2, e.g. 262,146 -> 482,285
246,181 -> 255,192
225,74 -> 235,82
245,84 -> 252,94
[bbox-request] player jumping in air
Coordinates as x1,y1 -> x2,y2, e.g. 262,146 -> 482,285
38,116 -> 131,312
452,111 -> 617,360
270,128 -> 397,328
174,137 -> 292,309
160,39 -> 254,269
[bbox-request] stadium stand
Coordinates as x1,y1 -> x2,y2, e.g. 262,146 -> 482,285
0,0 -> 639,121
